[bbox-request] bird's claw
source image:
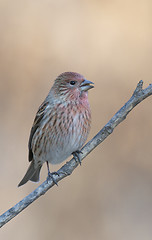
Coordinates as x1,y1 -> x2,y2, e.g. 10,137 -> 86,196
72,150 -> 82,165
47,171 -> 59,186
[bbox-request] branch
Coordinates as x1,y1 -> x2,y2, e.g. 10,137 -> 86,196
0,80 -> 152,228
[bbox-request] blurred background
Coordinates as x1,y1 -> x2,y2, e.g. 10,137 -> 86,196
1,0 -> 152,239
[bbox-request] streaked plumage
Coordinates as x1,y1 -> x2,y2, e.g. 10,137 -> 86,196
18,72 -> 94,186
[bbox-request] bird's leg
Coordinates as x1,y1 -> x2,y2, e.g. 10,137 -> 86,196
72,150 -> 83,165
46,161 -> 59,186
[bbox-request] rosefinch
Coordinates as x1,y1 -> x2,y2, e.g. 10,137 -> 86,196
18,72 -> 94,187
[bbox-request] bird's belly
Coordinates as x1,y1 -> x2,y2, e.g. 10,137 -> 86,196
33,110 -> 90,165
37,130 -> 86,164
45,137 -> 82,164
46,148 -> 73,164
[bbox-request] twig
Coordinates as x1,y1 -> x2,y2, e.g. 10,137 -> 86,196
0,80 -> 152,228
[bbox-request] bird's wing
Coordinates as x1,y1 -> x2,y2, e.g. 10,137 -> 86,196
28,101 -> 48,162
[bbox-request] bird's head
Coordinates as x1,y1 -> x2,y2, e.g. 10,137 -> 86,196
51,72 -> 94,103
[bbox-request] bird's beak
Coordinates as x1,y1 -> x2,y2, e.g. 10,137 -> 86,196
80,79 -> 94,91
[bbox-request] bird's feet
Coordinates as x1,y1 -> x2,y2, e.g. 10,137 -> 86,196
47,171 -> 59,186
46,161 -> 59,186
72,150 -> 83,165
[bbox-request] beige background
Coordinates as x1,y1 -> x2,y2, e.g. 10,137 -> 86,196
1,0 -> 152,239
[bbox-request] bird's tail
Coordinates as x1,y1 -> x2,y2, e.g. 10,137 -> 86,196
18,160 -> 42,187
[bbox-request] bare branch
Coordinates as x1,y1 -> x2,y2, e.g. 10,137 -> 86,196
0,80 -> 152,228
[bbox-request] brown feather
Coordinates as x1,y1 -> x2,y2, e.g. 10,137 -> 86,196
28,101 -> 48,162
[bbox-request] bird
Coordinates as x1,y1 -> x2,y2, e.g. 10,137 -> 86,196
18,72 -> 94,187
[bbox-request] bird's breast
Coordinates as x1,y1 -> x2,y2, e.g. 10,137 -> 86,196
32,103 -> 91,165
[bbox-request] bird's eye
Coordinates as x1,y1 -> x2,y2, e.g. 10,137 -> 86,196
70,81 -> 76,85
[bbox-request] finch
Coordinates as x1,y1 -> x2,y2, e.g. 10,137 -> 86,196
18,72 -> 94,187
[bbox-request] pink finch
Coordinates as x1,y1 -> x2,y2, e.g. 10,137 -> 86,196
18,72 -> 94,186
